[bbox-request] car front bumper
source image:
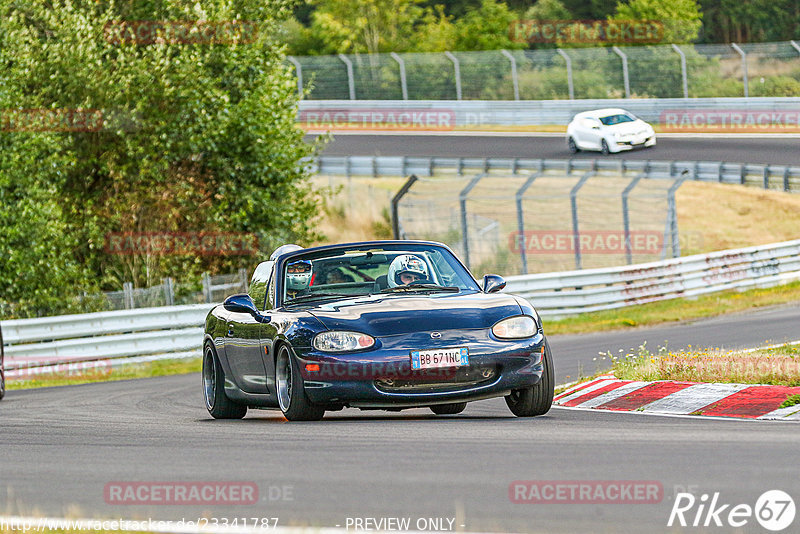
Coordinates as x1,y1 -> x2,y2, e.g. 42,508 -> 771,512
295,331 -> 546,408
611,135 -> 656,152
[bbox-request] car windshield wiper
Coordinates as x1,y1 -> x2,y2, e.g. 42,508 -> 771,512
285,292 -> 352,304
380,283 -> 461,293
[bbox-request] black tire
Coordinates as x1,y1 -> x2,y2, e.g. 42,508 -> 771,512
203,343 -> 247,419
505,340 -> 554,417
568,137 -> 579,154
430,402 -> 467,415
600,139 -> 610,155
276,345 -> 325,421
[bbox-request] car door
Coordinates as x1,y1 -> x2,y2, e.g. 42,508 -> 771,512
580,117 -> 603,149
224,262 -> 273,394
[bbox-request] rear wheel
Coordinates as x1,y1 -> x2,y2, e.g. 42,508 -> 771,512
568,137 -> 579,154
430,402 -> 467,415
600,139 -> 611,155
203,344 -> 247,419
505,340 -> 554,417
276,345 -> 325,421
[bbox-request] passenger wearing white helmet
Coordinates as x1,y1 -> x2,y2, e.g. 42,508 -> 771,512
387,254 -> 430,288
286,259 -> 312,297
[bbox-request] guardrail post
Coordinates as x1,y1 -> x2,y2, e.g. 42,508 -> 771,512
460,174 -> 485,269
287,56 -> 303,98
202,273 -> 212,303
556,48 -> 574,100
392,174 -> 419,239
612,46 -> 630,98
671,44 -> 689,98
444,51 -> 462,100
390,52 -> 408,100
570,171 -> 594,270
515,170 -> 542,274
731,43 -> 748,98
501,50 -> 520,101
622,173 -> 644,265
783,166 -> 791,192
338,54 -> 356,100
763,166 -> 770,190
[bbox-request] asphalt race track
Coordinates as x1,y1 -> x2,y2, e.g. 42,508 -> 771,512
313,133 -> 800,166
2,306 -> 799,533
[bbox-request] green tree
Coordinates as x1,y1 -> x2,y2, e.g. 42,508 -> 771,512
611,0 -> 702,43
452,0 -> 525,50
524,0 -> 572,20
0,0 -> 321,315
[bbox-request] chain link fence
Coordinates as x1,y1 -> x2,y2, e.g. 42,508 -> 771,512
290,40 -> 800,100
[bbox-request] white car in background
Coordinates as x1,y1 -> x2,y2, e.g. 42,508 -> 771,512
566,108 -> 656,155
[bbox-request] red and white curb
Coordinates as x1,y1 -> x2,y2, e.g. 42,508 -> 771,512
554,374 -> 800,420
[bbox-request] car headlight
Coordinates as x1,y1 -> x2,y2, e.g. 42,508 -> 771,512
492,316 -> 537,339
313,331 -> 375,352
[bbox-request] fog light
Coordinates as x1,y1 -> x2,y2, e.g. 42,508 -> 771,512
305,363 -> 320,372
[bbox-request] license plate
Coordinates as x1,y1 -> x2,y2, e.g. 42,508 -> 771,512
410,347 -> 469,370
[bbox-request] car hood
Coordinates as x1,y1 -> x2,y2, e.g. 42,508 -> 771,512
605,119 -> 651,134
306,291 -> 522,337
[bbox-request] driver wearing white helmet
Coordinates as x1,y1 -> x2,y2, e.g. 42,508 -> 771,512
285,259 -> 312,298
387,254 -> 430,288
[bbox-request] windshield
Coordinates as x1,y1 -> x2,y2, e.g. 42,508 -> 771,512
599,113 -> 636,126
280,243 -> 479,305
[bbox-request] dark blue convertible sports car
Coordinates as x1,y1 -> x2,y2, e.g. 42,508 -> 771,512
202,240 -> 553,421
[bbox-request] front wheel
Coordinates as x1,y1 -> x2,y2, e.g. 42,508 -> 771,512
276,345 -> 325,421
203,344 -> 247,419
505,340 -> 554,417
430,402 -> 467,415
600,139 -> 611,155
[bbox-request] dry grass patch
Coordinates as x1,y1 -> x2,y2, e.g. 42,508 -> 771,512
607,342 -> 800,386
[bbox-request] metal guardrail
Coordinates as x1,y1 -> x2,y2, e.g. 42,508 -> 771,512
311,156 -> 800,190
299,97 -> 800,127
2,240 -> 800,371
505,239 -> 800,317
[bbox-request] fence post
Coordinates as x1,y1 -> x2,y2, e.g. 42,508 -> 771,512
731,43 -> 748,97
556,48 -> 574,100
665,170 -> 690,259
515,170 -> 542,275
444,51 -> 462,100
202,272 -> 212,303
390,52 -> 408,100
459,174 -> 485,270
123,282 -> 134,310
500,50 -> 520,101
338,54 -> 356,100
621,173 -> 644,265
392,174 -> 419,239
671,44 -> 688,98
612,46 -> 630,98
287,56 -> 303,98
570,171 -> 595,270
162,278 -> 174,306
239,268 -> 249,292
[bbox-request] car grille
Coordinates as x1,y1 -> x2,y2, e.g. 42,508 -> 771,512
374,364 -> 498,394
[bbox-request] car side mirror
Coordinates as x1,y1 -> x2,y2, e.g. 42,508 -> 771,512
223,294 -> 260,315
482,274 -> 506,294
591,125 -> 600,130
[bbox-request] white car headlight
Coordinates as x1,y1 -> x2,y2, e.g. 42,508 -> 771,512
313,331 -> 375,352
492,316 -> 537,339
